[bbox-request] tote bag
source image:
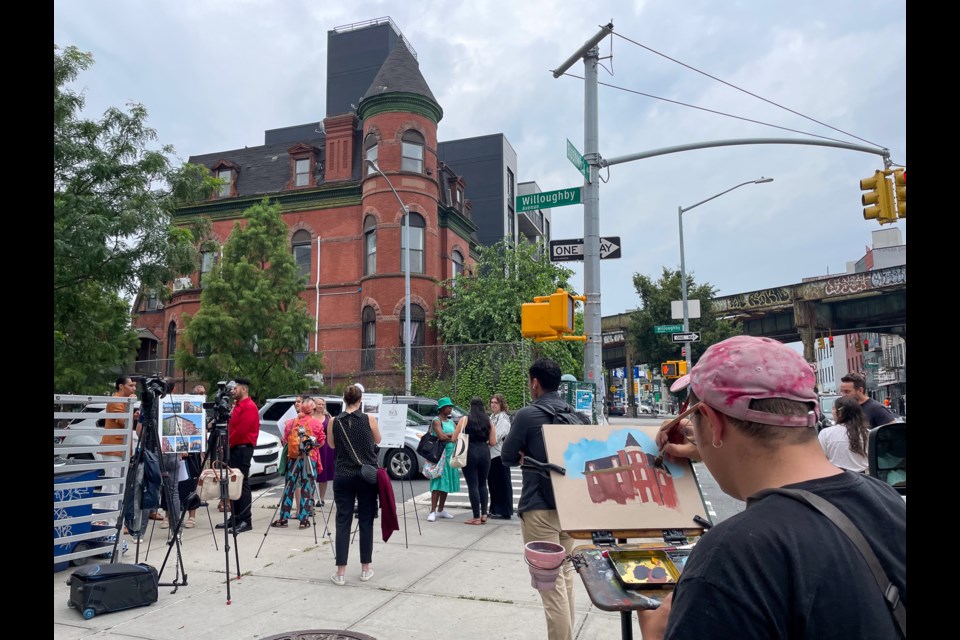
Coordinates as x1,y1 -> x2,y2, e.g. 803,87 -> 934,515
449,428 -> 469,469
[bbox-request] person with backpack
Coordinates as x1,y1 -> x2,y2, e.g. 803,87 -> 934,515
501,358 -> 586,640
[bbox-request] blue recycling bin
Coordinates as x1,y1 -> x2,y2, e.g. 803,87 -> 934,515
54,465 -> 98,572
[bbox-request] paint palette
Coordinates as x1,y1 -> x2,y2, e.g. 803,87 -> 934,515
606,549 -> 682,589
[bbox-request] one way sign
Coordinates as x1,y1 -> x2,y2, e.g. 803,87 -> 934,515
550,237 -> 622,262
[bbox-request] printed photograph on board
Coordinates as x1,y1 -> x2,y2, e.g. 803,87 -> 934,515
159,395 -> 207,454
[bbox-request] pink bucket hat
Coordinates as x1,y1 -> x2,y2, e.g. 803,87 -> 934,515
690,336 -> 819,427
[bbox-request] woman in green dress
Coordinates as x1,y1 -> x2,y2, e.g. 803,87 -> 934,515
427,397 -> 460,522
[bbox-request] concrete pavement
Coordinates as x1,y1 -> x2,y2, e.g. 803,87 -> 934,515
54,481 -> 640,640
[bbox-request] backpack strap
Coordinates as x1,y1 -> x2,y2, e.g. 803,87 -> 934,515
754,487 -> 906,638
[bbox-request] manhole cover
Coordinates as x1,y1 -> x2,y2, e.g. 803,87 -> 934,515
262,632 -> 376,640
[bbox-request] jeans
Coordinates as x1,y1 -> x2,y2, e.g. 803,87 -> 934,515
333,474 -> 378,566
461,443 -> 491,518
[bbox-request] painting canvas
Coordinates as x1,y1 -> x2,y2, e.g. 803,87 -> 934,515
542,424 -> 709,534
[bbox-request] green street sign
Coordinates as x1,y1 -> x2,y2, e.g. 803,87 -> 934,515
516,187 -> 582,213
566,139 -> 590,181
654,392 -> 661,401
655,324 -> 683,334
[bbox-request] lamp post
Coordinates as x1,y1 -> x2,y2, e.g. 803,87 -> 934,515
679,177 -> 773,371
366,160 -> 412,396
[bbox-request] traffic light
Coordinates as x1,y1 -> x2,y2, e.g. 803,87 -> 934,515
677,360 -> 688,376
828,335 -> 834,349
817,337 -> 824,349
521,288 -> 586,342
661,362 -> 677,378
860,170 -> 896,224
892,169 -> 906,219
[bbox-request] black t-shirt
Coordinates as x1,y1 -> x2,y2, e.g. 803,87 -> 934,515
861,397 -> 897,428
665,471 -> 906,640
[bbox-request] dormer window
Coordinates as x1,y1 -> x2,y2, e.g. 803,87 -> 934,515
401,130 -> 424,173
210,160 -> 239,199
286,143 -> 317,189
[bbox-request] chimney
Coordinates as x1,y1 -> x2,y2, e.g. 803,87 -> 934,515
321,113 -> 359,182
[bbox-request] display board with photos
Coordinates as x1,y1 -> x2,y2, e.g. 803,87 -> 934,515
159,395 -> 207,454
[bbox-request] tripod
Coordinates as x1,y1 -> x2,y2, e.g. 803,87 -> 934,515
116,379 -> 189,592
256,431 -> 334,557
205,411 -> 243,604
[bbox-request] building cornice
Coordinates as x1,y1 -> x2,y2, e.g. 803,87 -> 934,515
357,93 -> 443,124
175,183 -> 363,220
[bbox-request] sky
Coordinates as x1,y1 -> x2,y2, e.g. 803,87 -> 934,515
54,0 -> 907,318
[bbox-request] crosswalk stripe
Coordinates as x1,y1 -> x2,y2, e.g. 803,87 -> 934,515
412,468 -> 524,510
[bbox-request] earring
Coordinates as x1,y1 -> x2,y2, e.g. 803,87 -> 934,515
712,440 -> 723,449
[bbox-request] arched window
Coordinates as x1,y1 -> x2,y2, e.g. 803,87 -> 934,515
362,306 -> 376,371
200,249 -> 217,288
400,304 -> 426,367
451,250 -> 463,281
364,134 -> 379,175
401,130 -> 424,173
292,230 -> 312,279
166,321 -> 177,378
364,216 -> 377,275
401,212 -> 425,274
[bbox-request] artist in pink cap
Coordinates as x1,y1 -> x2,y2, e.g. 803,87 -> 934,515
637,336 -> 906,640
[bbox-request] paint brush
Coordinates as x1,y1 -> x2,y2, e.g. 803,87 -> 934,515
652,401 -> 702,470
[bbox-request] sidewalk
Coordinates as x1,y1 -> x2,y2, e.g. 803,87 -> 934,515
53,485 -> 633,640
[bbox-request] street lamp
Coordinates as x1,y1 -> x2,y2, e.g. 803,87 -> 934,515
366,159 -> 412,396
679,177 -> 773,371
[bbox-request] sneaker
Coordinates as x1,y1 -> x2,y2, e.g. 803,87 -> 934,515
330,573 -> 346,586
160,519 -> 169,529
427,511 -> 437,522
360,569 -> 374,582
438,511 -> 455,519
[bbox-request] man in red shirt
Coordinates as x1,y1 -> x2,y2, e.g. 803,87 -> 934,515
216,378 -> 259,534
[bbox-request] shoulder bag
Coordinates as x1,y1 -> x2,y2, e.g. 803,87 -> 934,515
449,418 -> 469,469
196,461 -> 244,501
337,414 -> 378,485
416,430 -> 445,463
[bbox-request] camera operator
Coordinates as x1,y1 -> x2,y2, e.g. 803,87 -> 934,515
272,397 -> 325,529
215,377 -> 258,534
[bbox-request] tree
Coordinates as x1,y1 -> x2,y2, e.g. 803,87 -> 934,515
175,199 -> 323,404
53,45 -> 214,393
629,267 -> 741,369
430,239 -> 584,408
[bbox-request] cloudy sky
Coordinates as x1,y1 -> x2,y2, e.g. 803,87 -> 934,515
54,0 -> 906,317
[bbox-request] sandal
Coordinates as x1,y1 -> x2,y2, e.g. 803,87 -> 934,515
480,515 -> 488,523
184,517 -> 195,529
271,519 -> 288,528
149,512 -> 164,521
299,520 -> 311,530
464,518 -> 483,525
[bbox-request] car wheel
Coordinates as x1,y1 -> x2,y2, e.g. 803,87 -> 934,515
385,448 -> 417,481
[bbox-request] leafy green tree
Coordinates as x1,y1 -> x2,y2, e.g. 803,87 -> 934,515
54,45 -> 215,393
431,239 -> 584,404
629,267 -> 741,369
176,199 -> 323,403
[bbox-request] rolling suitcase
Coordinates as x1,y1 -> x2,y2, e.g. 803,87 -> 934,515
66,562 -> 158,619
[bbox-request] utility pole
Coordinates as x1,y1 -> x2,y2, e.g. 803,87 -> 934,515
553,22 -> 613,424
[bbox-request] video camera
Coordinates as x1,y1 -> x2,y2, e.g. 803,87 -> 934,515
203,380 -> 237,426
298,425 -> 319,453
132,375 -> 175,398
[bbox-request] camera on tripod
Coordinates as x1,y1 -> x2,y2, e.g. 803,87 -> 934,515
132,375 -> 175,413
202,381 -> 236,425
298,425 -> 318,453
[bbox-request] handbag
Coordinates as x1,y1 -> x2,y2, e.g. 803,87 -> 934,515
277,446 -> 288,475
449,420 -> 469,469
196,462 -> 244,501
337,414 -> 379,485
421,455 -> 446,479
416,431 -> 445,463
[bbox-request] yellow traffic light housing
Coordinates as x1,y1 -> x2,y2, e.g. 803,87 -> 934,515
521,288 -> 587,342
860,170 -> 896,225
661,362 -> 677,378
677,360 -> 688,376
893,169 -> 906,219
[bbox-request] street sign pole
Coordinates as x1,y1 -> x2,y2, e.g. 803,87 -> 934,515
554,23 -> 613,425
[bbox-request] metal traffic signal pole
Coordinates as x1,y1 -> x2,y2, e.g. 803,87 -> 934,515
553,22 -> 613,424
